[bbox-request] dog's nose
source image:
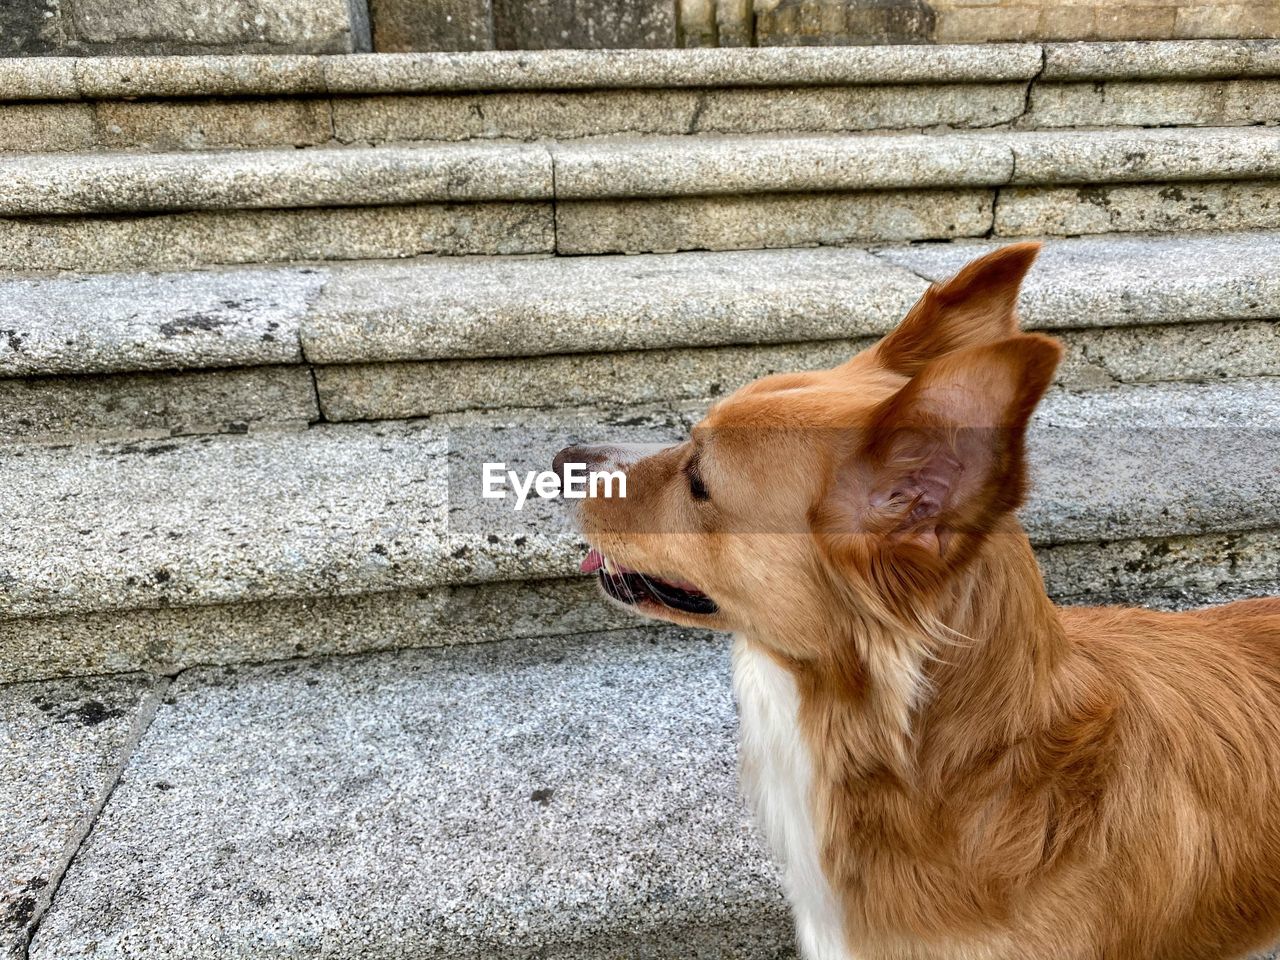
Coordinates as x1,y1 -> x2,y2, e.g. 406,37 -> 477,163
553,444 -> 608,476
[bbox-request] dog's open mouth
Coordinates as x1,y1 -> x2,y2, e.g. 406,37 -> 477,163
580,548 -> 718,616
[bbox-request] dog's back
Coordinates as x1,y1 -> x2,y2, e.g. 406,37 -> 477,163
1055,597 -> 1280,960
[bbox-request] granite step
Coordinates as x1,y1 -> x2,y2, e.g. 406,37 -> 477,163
1,377 -> 1277,684
548,127 -> 1280,255
2,127 -> 1275,217
6,629 -> 1280,960
2,42 -> 1279,155
307,232 -> 1280,420
5,629 -> 786,960
2,126 -> 1279,270
2,231 -> 1278,441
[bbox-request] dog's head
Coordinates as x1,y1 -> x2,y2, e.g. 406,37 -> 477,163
556,243 -> 1061,655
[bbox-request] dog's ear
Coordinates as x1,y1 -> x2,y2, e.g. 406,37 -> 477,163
828,334 -> 1061,564
874,242 -> 1040,377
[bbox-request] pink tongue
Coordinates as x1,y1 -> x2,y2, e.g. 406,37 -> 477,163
580,549 -> 640,576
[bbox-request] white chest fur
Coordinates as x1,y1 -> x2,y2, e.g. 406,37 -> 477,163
732,636 -> 853,960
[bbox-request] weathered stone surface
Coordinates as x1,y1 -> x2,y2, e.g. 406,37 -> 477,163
332,89 -> 702,143
680,0 -> 719,46
931,3 -> 1040,43
1,674 -> 155,960
68,0 -> 359,54
555,189 -> 994,254
331,82 -> 1025,144
0,103 -> 94,153
715,0 -> 753,46
3,381 -> 1277,625
0,266 -> 319,377
0,143 -> 552,217
316,315 -> 1279,421
1040,529 -> 1280,608
877,231 -> 1280,330
1026,79 -> 1280,128
303,247 -> 926,363
0,366 -> 317,443
0,41 -> 1267,102
0,202 -> 554,272
14,231 -> 1270,381
93,98 -> 332,151
305,231 -> 1280,364
995,181 -> 1280,237
28,630 -> 789,960
1041,39 -> 1280,80
755,0 -> 935,46
0,423 -> 450,621
1056,321 -> 1280,387
0,0 -> 67,56
0,57 -> 78,100
0,577 -> 636,685
493,0 -> 677,49
74,55 -> 327,99
321,44 -> 1043,94
1176,3 -> 1280,41
6,521 -> 1280,685
1095,5 -> 1178,41
370,0 -> 493,52
1024,379 -> 1280,544
692,82 -> 1026,133
1007,127 -> 1280,185
552,133 -> 1014,198
315,339 -> 872,418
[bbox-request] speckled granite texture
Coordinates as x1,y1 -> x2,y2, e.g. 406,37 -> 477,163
1,674 -> 156,960
27,629 -> 792,959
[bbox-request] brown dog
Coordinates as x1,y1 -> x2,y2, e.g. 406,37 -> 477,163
556,243 -> 1280,960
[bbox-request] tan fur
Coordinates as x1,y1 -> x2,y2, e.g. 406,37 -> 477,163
563,243 -> 1280,960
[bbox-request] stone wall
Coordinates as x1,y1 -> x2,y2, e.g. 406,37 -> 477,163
927,0 -> 1280,45
1,0 -> 1276,55
1,0 -> 369,55
371,0 -> 1280,51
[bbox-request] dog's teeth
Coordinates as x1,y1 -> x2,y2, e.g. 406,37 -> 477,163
603,555 -> 615,575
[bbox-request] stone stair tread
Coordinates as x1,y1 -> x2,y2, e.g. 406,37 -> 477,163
1,379 -> 1277,624
305,230 -> 1280,364
20,628 -> 787,960
0,266 -> 321,378
0,45 -> 1045,103
4,42 -> 1279,105
3,231 -> 1279,379
2,128 -> 1278,217
552,127 -> 1280,200
0,141 -> 553,216
0,672 -> 155,960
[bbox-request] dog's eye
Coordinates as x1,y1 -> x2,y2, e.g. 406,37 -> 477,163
687,466 -> 710,502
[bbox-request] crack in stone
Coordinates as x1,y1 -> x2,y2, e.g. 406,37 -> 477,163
19,676 -> 172,960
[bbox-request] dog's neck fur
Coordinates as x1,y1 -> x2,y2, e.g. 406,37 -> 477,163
741,519 -> 1108,941
753,517 -> 1076,789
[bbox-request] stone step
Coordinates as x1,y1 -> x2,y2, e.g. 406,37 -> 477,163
6,629 -> 1280,960
1,126 -> 1279,270
6,629 -> 786,960
3,232 -> 1277,441
4,127 -> 1276,217
310,232 -> 1280,419
3,42 -> 1279,155
549,127 -> 1280,255
2,377 -> 1278,684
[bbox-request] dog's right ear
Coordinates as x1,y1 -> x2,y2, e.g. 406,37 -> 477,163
817,333 -> 1061,590
874,242 -> 1040,378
